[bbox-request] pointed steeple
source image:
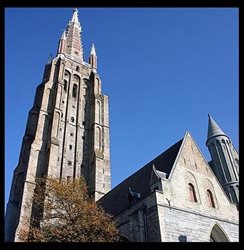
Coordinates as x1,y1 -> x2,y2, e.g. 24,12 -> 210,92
71,8 -> 80,24
89,43 -> 97,69
206,114 -> 227,144
90,43 -> 96,55
57,8 -> 83,61
57,30 -> 66,55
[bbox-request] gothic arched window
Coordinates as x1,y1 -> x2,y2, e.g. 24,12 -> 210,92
210,224 -> 229,242
188,183 -> 197,202
64,80 -> 67,92
71,117 -> 74,123
72,84 -> 78,98
207,189 -> 215,208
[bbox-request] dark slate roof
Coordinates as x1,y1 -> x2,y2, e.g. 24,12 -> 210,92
207,114 -> 227,144
98,138 -> 183,216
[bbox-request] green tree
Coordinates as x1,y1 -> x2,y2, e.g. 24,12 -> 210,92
20,177 -> 119,242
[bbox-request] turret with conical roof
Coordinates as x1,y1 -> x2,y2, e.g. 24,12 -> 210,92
207,114 -> 228,142
206,114 -> 239,205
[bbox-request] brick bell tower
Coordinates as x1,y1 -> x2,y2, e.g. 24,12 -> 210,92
5,8 -> 111,242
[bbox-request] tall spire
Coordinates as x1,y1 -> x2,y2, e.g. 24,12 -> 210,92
206,114 -> 227,144
71,8 -> 80,25
57,8 -> 83,61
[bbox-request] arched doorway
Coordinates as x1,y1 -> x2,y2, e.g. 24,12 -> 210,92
210,224 -> 230,242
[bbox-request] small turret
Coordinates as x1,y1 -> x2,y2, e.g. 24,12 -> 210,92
57,30 -> 66,55
89,43 -> 97,70
206,114 -> 239,205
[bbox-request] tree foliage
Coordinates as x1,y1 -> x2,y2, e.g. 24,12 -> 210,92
21,177 -> 119,242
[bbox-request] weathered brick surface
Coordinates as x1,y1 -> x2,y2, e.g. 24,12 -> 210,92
5,51 -> 111,242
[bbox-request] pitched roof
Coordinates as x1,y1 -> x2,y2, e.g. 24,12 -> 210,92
99,138 -> 183,216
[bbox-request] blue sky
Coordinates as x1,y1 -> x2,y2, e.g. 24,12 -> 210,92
5,8 -> 239,208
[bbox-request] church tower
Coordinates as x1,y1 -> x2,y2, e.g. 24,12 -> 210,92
206,114 -> 239,204
5,8 -> 111,242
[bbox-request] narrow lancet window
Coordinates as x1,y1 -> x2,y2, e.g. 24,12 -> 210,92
72,84 -> 78,98
64,80 -> 67,91
188,183 -> 197,202
207,189 -> 215,208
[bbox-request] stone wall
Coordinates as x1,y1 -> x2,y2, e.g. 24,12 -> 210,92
157,203 -> 239,242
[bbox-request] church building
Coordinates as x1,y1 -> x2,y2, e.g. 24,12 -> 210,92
5,8 -> 111,242
99,118 -> 239,242
5,9 -> 239,242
